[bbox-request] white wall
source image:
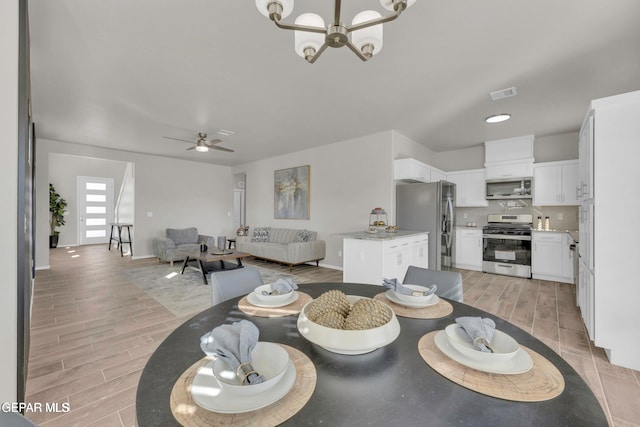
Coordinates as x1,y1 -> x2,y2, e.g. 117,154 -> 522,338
434,145 -> 485,171
233,130 -> 395,269
49,153 -> 128,246
0,0 -> 18,403
392,130 -> 438,164
35,139 -> 234,268
534,132 -> 579,162
115,162 -> 135,224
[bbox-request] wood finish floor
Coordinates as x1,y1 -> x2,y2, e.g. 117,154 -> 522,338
24,245 -> 639,426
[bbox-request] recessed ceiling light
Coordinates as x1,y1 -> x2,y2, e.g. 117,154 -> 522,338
217,129 -> 235,136
485,113 -> 511,124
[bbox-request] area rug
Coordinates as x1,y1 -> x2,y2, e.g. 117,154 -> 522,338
122,264 -> 310,317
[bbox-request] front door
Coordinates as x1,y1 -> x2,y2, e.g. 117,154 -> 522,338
77,176 -> 114,245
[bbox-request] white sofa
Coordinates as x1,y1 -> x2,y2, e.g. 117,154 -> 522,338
236,227 -> 325,271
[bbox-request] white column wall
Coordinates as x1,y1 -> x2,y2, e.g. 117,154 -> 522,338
0,0 -> 19,403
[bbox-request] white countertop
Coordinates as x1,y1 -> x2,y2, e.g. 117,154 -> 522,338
333,229 -> 429,241
533,229 -> 579,243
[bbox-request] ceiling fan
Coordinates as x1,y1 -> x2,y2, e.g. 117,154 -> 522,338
163,132 -> 234,153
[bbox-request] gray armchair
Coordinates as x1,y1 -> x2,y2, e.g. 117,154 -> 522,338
402,266 -> 464,302
152,227 -> 215,266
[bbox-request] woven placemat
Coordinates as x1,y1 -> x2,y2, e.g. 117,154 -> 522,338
418,331 -> 564,402
170,344 -> 316,426
238,292 -> 312,318
373,293 -> 453,319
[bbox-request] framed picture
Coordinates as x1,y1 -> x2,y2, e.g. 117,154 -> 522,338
274,165 -> 310,219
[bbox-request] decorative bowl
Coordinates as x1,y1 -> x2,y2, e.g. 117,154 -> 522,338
297,295 -> 401,355
444,324 -> 520,362
212,342 -> 289,396
392,285 -> 436,305
252,284 -> 294,303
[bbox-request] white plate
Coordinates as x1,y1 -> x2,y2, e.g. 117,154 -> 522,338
191,359 -> 296,413
247,291 -> 299,308
385,290 -> 440,308
433,330 -> 533,375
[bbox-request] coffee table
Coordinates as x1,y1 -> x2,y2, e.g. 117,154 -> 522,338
176,249 -> 250,285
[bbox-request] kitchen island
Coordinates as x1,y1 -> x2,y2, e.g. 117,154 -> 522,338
336,230 -> 429,285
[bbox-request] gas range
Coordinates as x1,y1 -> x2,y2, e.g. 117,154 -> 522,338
482,214 -> 533,278
483,214 -> 533,237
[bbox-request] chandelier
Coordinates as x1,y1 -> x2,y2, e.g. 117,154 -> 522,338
255,0 -> 416,63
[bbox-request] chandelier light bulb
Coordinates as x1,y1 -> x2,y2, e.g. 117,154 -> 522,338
294,13 -> 325,61
380,0 -> 416,12
351,11 -> 384,58
255,0 -> 294,20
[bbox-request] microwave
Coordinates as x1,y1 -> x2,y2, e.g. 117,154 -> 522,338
486,177 -> 533,199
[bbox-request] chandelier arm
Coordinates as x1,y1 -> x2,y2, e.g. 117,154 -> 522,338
273,19 -> 326,34
307,42 -> 330,63
345,40 -> 370,61
346,9 -> 403,33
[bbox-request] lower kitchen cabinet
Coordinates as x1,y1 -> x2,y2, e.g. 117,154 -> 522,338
531,231 -> 574,284
578,259 -> 595,339
455,228 -> 483,271
342,233 -> 429,285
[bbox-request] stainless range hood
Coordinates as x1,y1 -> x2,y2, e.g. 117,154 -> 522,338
486,177 -> 533,199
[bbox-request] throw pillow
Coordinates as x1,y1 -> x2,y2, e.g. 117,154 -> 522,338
251,227 -> 271,243
294,229 -> 311,242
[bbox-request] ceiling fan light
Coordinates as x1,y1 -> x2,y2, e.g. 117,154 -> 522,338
485,113 -> 511,123
294,13 -> 325,59
195,144 -> 209,152
255,0 -> 294,20
380,0 -> 416,12
351,11 -> 383,57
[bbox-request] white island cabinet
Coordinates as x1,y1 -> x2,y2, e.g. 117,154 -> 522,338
339,231 -> 429,285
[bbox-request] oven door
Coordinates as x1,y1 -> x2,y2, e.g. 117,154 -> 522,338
482,234 -> 532,278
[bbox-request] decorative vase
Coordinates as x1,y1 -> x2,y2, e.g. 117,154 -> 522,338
200,244 -> 208,252
217,236 -> 227,251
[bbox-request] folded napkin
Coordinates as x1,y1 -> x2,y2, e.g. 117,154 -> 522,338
455,316 -> 496,353
382,278 -> 437,296
263,278 -> 298,295
200,320 -> 265,384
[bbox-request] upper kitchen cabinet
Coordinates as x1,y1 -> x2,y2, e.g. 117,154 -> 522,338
484,135 -> 535,180
578,112 -> 594,201
394,158 -> 446,183
446,169 -> 488,207
533,160 -> 579,206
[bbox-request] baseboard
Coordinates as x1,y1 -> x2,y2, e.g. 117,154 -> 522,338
318,262 -> 343,271
132,254 -> 157,260
35,265 -> 50,271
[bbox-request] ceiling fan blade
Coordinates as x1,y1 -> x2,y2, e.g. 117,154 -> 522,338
164,136 -> 195,144
185,146 -> 196,151
211,145 -> 234,153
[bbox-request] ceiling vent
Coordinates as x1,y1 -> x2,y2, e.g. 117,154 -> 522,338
490,87 -> 517,101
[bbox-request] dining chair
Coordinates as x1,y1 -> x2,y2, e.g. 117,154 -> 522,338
402,266 -> 464,302
209,266 -> 264,306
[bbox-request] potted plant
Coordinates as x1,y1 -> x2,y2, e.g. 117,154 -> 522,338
49,183 -> 67,248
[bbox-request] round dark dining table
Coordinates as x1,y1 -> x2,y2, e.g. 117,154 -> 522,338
136,282 -> 607,426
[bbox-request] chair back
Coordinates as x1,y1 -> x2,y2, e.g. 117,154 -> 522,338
209,266 -> 264,306
402,266 -> 464,302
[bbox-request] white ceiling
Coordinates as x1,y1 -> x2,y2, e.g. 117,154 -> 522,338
28,0 -> 640,166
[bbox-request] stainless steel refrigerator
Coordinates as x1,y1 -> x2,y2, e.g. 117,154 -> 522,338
396,181 -> 456,271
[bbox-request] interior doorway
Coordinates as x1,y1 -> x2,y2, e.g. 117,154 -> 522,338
77,176 -> 114,245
